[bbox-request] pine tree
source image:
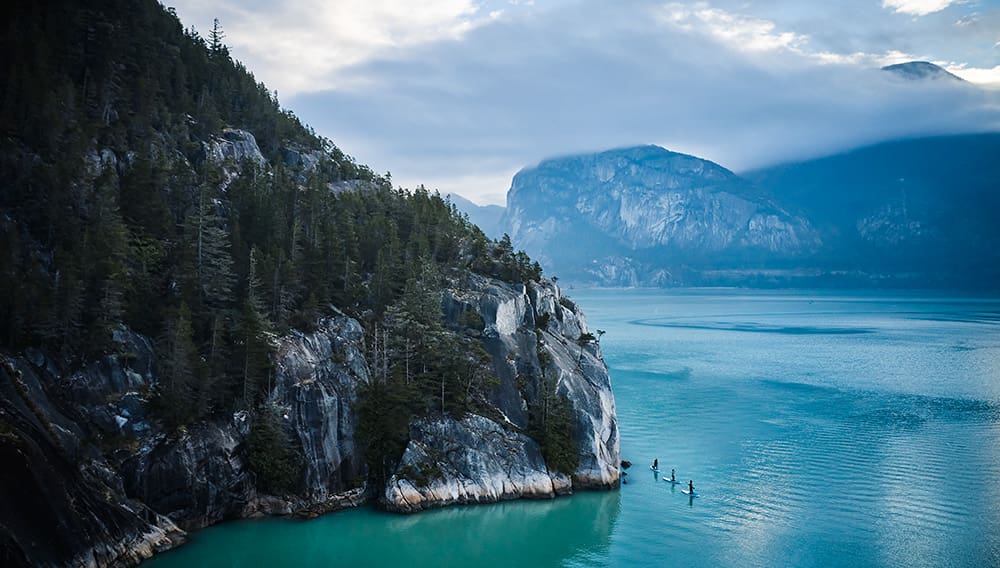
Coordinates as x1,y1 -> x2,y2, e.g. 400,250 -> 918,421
236,247 -> 272,409
184,182 -> 236,313
246,407 -> 301,494
157,302 -> 198,426
209,18 -> 226,57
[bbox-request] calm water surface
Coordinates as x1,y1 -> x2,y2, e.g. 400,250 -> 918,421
145,290 -> 1000,567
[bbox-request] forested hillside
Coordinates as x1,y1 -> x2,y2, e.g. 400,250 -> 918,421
1,0 -> 547,423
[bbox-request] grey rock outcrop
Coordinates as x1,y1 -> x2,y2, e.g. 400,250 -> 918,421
384,415 -> 570,513
201,128 -> 267,168
124,316 -> 370,529
269,316 -> 369,506
385,275 -> 619,511
0,350 -> 183,568
0,314 -> 373,568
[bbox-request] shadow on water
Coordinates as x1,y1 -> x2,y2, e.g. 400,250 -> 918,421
144,490 -> 621,568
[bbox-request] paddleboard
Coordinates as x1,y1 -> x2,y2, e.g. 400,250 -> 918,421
664,478 -> 679,484
650,466 -> 659,471
682,489 -> 698,497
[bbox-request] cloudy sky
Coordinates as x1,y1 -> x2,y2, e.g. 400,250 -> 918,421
170,0 -> 1000,205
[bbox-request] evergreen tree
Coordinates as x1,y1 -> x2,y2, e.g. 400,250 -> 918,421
246,407 -> 301,493
236,247 -> 272,409
208,19 -> 226,56
156,302 -> 198,426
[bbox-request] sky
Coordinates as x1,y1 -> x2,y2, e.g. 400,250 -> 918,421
169,0 -> 1000,205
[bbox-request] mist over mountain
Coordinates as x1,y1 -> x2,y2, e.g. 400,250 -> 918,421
497,146 -> 819,286
470,135 -> 1000,289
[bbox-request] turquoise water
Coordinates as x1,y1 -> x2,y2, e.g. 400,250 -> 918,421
145,290 -> 1000,567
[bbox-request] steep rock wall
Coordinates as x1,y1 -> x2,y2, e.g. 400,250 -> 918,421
385,276 -> 619,511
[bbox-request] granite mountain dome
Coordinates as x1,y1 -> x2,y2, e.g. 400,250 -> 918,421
500,145 -> 820,286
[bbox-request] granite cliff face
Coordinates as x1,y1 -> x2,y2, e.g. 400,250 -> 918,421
1,342 -> 182,567
0,315 -> 374,565
501,145 -> 819,286
122,316 -> 370,531
384,276 -> 619,511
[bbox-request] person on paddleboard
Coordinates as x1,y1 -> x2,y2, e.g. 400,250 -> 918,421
670,469 -> 675,482
688,480 -> 694,494
653,458 -> 658,470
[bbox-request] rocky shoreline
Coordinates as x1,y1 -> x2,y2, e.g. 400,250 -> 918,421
0,277 -> 618,567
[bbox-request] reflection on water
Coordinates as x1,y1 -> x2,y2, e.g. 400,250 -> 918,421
145,490 -> 621,568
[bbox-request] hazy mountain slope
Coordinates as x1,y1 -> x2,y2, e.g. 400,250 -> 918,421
498,136 -> 998,289
447,193 -> 505,239
501,145 -> 820,286
745,133 -> 1000,287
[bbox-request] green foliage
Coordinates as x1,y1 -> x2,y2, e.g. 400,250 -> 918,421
357,377 -> 413,489
358,262 -> 500,478
527,374 -> 579,475
527,338 -> 578,475
577,332 -> 596,344
246,408 -> 302,494
153,302 -> 200,426
460,309 -> 485,332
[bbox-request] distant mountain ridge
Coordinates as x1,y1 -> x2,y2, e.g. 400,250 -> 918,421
446,193 -> 504,239
881,61 -> 964,82
479,135 -> 1000,289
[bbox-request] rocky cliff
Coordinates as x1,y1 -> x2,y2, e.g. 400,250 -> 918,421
0,316 -> 372,565
384,276 -> 619,512
121,316 -> 370,531
501,145 -> 820,286
0,278 -> 617,564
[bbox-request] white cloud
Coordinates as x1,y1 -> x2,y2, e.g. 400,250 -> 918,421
165,0 -> 1000,204
882,0 -> 960,17
878,50 -> 923,65
170,0 -> 501,96
943,63 -> 1000,85
657,3 -> 921,70
660,3 -> 807,54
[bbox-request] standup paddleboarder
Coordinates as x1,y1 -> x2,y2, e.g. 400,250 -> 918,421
653,458 -> 658,470
688,480 -> 694,494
